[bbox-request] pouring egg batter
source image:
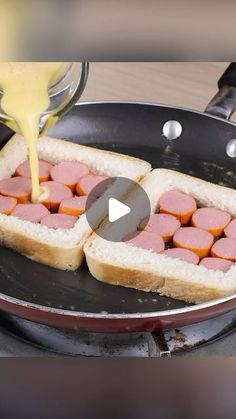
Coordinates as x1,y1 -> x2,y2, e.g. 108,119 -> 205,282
0,63 -> 69,202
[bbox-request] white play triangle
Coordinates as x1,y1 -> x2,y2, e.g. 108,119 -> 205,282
108,197 -> 131,223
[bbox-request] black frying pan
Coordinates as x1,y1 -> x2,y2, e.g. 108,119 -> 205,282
0,64 -> 236,332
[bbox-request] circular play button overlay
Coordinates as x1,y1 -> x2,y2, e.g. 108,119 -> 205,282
85,176 -> 151,242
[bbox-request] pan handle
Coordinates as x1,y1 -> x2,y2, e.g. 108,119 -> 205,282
205,63 -> 236,120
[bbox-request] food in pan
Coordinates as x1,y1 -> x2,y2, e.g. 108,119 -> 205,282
0,133 -> 150,270
85,169 -> 236,304
159,190 -> 197,224
173,227 -> 214,258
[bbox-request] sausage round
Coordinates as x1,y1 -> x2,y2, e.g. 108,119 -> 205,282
0,177 -> 32,203
12,203 -> 50,223
139,213 -> 180,242
159,190 -> 197,224
76,174 -> 111,197
124,230 -> 165,253
50,161 -> 89,191
173,227 -> 214,258
200,257 -> 234,272
40,181 -> 73,211
224,219 -> 236,240
164,248 -> 199,265
211,237 -> 236,261
41,213 -> 78,229
191,207 -> 231,237
0,195 -> 17,215
59,196 -> 91,216
15,159 -> 53,182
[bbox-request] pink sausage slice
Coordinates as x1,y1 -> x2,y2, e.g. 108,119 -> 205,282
0,177 -> 32,203
12,203 -> 50,223
159,190 -> 197,224
0,195 -> 17,215
200,257 -> 234,272
211,237 -> 236,261
173,227 -> 214,258
41,213 -> 78,229
76,174 -> 111,197
139,213 -> 180,242
164,248 -> 199,265
50,161 -> 89,191
192,207 -> 231,237
40,181 -> 73,211
123,230 -> 164,253
224,219 -> 236,240
15,160 -> 53,182
59,196 -> 88,216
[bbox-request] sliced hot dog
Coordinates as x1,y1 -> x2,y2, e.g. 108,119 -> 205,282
123,230 -> 165,253
211,237 -> 236,261
15,159 -> 53,182
159,190 -> 197,224
200,257 -> 234,272
139,213 -> 180,242
173,227 -> 214,258
59,196 -> 91,216
76,174 -> 111,197
40,181 -> 73,211
41,213 -> 77,229
50,161 -> 89,191
191,207 -> 231,237
0,177 -> 32,203
12,203 -> 50,223
224,219 -> 236,239
164,248 -> 199,265
0,195 -> 17,215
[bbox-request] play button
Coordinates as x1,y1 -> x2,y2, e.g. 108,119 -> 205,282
85,176 -> 151,242
108,198 -> 131,222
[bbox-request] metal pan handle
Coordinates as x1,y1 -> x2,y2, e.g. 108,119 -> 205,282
205,63 -> 236,120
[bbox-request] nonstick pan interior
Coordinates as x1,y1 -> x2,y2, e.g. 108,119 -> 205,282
0,102 -> 235,329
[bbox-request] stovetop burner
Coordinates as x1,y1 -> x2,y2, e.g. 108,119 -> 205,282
0,310 -> 235,357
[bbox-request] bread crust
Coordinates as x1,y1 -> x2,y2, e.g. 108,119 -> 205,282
86,249 -> 165,291
84,168 -> 236,303
0,134 -> 151,270
0,224 -> 84,270
85,243 -> 226,304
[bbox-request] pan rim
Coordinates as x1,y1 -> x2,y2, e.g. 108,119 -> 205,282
0,100 -> 235,321
0,289 -> 234,319
77,99 -> 236,127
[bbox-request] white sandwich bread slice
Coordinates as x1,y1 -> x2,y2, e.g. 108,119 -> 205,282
0,134 -> 151,270
84,169 -> 236,304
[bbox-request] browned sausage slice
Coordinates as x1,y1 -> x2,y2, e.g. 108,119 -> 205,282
40,181 -> 73,211
224,219 -> 236,239
76,174 -> 111,196
123,230 -> 164,253
0,177 -> 32,203
200,257 -> 234,272
159,190 -> 197,224
173,227 -> 214,258
139,213 -> 180,242
41,213 -> 78,229
0,195 -> 17,215
12,203 -> 50,223
211,237 -> 236,261
164,248 -> 199,265
15,160 -> 53,182
192,207 -> 231,237
50,161 -> 89,191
